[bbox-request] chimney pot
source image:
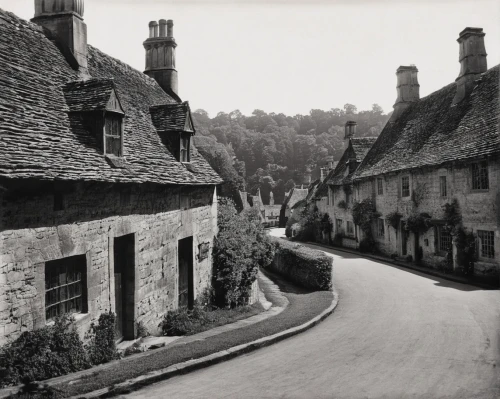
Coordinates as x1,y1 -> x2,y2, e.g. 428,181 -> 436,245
453,27 -> 487,104
167,20 -> 174,38
159,19 -> 167,37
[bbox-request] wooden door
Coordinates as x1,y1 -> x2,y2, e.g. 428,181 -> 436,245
114,271 -> 123,341
178,237 -> 194,309
114,234 -> 135,341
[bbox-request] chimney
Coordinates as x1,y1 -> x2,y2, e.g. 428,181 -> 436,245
144,19 -> 180,100
320,168 -> 326,182
325,156 -> 334,170
345,121 -> 357,140
453,27 -> 487,105
32,0 -> 88,73
391,65 -> 419,121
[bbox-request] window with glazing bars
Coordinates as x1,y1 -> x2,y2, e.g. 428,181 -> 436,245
45,256 -> 86,322
346,221 -> 354,236
471,161 -> 489,190
377,178 -> 383,195
439,176 -> 447,197
180,134 -> 190,163
478,230 -> 495,259
336,219 -> 343,233
438,227 -> 452,253
105,114 -> 122,156
401,176 -> 410,197
377,219 -> 385,238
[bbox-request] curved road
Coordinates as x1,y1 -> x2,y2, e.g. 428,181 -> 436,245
123,230 -> 500,399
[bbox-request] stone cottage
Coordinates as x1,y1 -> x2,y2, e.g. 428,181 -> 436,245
0,1 -> 223,344
279,187 -> 309,227
353,28 -> 499,282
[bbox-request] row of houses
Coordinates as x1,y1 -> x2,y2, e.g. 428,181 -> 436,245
309,27 -> 499,283
0,1 -> 223,344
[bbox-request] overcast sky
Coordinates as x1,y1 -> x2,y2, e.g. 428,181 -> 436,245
1,0 -> 498,117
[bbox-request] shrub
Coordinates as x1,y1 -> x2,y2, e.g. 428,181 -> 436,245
455,228 -> 476,275
0,314 -> 90,387
386,211 -> 402,230
337,200 -> 347,210
270,238 -> 333,291
85,312 -> 120,366
159,306 -> 207,336
136,322 -> 150,339
359,237 -> 377,253
405,212 -> 432,233
213,198 -> 275,307
352,198 -> 380,235
442,199 -> 462,233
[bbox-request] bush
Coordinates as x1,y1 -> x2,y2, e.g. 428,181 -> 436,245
0,314 -> 90,387
213,198 -> 275,307
359,237 -> 377,253
85,312 -> 120,366
390,253 -> 398,260
270,238 -> 333,291
386,212 -> 402,230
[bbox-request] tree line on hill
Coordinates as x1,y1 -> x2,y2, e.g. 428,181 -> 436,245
193,104 -> 390,207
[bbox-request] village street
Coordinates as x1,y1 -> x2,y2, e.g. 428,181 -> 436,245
121,229 -> 500,399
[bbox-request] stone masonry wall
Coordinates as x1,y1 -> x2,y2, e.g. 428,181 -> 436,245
0,181 -> 217,345
354,157 -> 499,279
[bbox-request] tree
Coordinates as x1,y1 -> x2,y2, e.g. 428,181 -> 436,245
344,103 -> 358,115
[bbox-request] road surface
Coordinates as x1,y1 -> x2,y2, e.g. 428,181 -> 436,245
122,229 -> 500,399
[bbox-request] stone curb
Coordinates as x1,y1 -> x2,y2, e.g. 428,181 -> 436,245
306,241 -> 498,290
70,289 -> 339,399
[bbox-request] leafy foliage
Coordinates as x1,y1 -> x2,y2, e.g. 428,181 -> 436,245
442,199 -> 463,234
404,212 -> 432,233
213,198 -> 275,307
0,315 -> 90,387
85,312 -> 120,366
386,211 -> 402,229
455,229 -> 477,275
351,198 -> 380,235
337,200 -> 347,210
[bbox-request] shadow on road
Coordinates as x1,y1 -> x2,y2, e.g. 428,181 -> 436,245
261,269 -> 313,295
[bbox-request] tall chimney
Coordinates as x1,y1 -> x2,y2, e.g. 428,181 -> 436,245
144,19 -> 179,100
345,121 -> 357,140
391,65 -> 419,121
453,27 -> 487,105
32,0 -> 88,73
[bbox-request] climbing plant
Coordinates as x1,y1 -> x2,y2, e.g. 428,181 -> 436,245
386,211 -> 402,229
337,200 -> 347,210
351,198 -> 380,253
404,212 -> 432,233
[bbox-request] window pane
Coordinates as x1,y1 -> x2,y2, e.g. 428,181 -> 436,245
440,176 -> 447,197
402,177 -> 410,197
106,136 -> 121,156
478,230 -> 494,258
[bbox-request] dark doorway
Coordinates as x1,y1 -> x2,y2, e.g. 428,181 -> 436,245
114,234 -> 135,341
401,222 -> 409,256
178,236 -> 194,309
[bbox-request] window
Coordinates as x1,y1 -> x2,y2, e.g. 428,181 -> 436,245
180,134 -> 190,163
471,161 -> 489,190
336,219 -> 344,233
346,221 -> 354,236
401,176 -> 410,197
477,230 -> 495,259
377,178 -> 384,195
438,227 -> 452,254
45,255 -> 87,322
439,176 -> 447,197
377,218 -> 385,238
105,114 -> 123,156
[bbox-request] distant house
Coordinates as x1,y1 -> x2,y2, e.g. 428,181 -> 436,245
353,28 -> 499,281
0,2 -> 222,344
280,187 -> 309,227
239,190 -> 281,227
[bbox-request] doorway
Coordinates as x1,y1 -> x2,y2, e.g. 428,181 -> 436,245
178,237 -> 194,309
114,234 -> 135,341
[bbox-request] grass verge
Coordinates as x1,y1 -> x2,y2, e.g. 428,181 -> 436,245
54,272 -> 333,398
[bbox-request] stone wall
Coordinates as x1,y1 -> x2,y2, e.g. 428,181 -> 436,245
354,157 -> 499,279
0,180 -> 217,345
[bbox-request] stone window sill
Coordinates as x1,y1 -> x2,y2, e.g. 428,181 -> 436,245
46,312 -> 90,327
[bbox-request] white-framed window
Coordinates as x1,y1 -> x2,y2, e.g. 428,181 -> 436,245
439,176 -> 447,197
377,178 -> 384,195
377,218 -> 385,238
45,255 -> 87,322
477,230 -> 495,259
401,176 -> 410,197
471,161 -> 489,191
438,226 -> 452,254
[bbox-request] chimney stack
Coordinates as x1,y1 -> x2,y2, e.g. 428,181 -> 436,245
391,65 -> 419,121
144,19 -> 179,100
453,27 -> 487,105
345,121 -> 357,140
32,0 -> 88,74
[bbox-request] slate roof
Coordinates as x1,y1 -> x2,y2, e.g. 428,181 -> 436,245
327,137 -> 377,187
0,9 -> 222,186
63,79 -> 121,113
282,188 -> 308,210
150,102 -> 195,134
355,65 -> 500,179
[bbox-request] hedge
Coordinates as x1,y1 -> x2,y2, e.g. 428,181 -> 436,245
269,238 -> 333,291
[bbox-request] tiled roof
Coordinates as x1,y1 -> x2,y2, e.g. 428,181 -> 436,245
355,65 -> 500,179
326,137 -> 377,187
150,102 -> 195,133
63,79 -> 120,113
283,188 -> 308,209
0,9 -> 222,186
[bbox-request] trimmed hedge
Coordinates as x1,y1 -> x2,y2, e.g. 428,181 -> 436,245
269,238 -> 333,291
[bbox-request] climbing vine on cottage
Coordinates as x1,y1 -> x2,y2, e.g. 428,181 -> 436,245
351,198 -> 380,253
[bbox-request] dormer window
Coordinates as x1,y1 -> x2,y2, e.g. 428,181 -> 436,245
150,102 -> 196,164
64,79 -> 126,158
105,113 -> 123,156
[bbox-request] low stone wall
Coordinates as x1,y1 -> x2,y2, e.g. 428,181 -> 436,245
269,239 -> 333,291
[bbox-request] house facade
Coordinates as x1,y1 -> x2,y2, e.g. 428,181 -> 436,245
353,28 -> 499,282
0,2 -> 222,345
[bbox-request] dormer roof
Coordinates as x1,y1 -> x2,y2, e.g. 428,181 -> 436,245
63,79 -> 125,114
150,102 -> 195,134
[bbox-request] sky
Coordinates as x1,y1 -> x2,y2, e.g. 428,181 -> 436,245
1,0 -> 498,117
